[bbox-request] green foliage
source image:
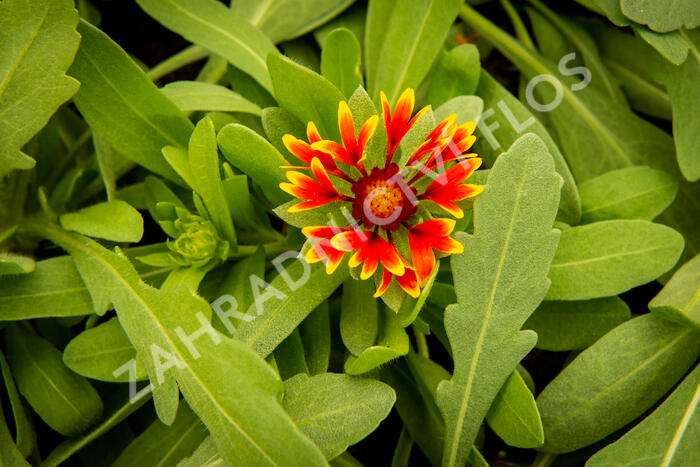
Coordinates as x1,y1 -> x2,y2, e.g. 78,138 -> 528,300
437,134 -> 561,467
321,28 -> 364,98
60,200 -> 144,243
650,254 -> 700,329
425,44 -> 481,108
620,0 -> 700,33
161,81 -> 262,115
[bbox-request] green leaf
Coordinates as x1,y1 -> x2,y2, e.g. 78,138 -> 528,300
314,3 -> 366,48
536,313 -> 700,453
251,0 -> 354,44
135,0 -> 278,92
340,278 -> 379,356
283,373 -> 396,460
366,0 -> 463,103
299,302 -> 332,375
633,25 -> 691,65
6,324 -> 103,437
0,253 -> 35,276
321,28 -> 364,98
486,370 -> 544,448
546,220 -> 685,301
0,256 -> 94,320
0,394 -> 29,467
27,221 -> 326,466
186,117 -> 237,246
344,307 -> 410,375
586,362 -> 700,467
69,20 -> 192,184
0,0 -> 80,177
620,0 -> 700,33
473,71 -> 581,225
175,437 -> 219,467
63,317 -> 148,383
60,200 -> 144,242
650,253 -> 700,330
261,107 -> 306,161
217,123 -> 291,206
524,297 -> 631,351
235,260 -> 348,358
112,404 -> 208,467
425,44 -> 481,108
274,329 -> 310,380
267,53 -> 345,141
437,133 -> 562,467
579,166 -> 679,223
433,96 -> 483,127
0,350 -> 36,457
161,81 -> 262,115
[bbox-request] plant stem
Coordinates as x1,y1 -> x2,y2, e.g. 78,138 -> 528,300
413,325 -> 430,358
146,45 -> 209,82
531,452 -> 557,467
390,427 -> 414,467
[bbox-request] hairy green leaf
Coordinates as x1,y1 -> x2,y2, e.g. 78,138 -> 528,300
536,314 -> 700,453
340,278 -> 379,356
650,254 -> 700,330
547,220 -> 684,300
344,307 -> 409,375
60,200 -> 144,243
437,134 -> 561,467
425,44 -> 481,108
321,28 -> 363,98
0,0 -> 80,177
620,0 -> 700,33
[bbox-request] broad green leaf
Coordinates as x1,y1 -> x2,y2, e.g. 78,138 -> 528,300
0,0 -> 79,177
586,363 -> 700,467
112,404 -> 208,467
433,96 -> 483,126
249,0 -> 354,44
647,30 -> 700,182
273,200 -> 350,229
175,437 -> 220,467
217,123 -> 291,206
0,394 -> 29,467
274,329 -> 310,380
546,220 -> 684,300
347,86 -> 385,169
321,28 -> 363,98
344,307 -> 409,375
0,253 -> 35,275
340,278 -> 379,356
0,351 -> 35,457
620,0 -> 700,33
366,0 -> 463,103
424,44 -> 481,108
314,3 -> 366,48
579,166 -> 678,223
135,0 -> 278,92
486,370 -> 544,448
161,81 -> 262,115
461,5 -> 700,260
235,259 -> 348,358
524,297 -> 631,351
186,117 -> 237,246
650,254 -> 700,330
27,221 -> 327,466
267,53 -> 345,141
261,107 -> 306,162
6,324 -> 103,437
63,317 -> 148,383
283,373 -> 396,460
437,134 -> 561,467
60,200 -> 144,243
299,302 -> 332,375
633,25 -> 691,66
473,72 -> 581,225
536,313 -> 700,453
69,20 -> 192,184
0,256 -> 94,320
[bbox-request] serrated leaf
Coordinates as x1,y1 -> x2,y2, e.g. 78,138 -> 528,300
267,53 -> 345,141
161,81 -> 262,115
27,221 -> 326,466
321,28 -> 363,98
217,123 -> 291,207
135,0 -> 278,92
586,362 -> 700,467
69,20 -> 192,184
650,253 -> 700,330
486,370 -> 544,448
112,404 -> 207,467
524,297 -> 631,351
537,314 -> 700,453
620,0 -> 700,33
0,0 -> 80,177
579,166 -> 678,223
283,373 -> 395,460
425,44 -> 481,108
63,317 -> 148,383
437,133 -> 561,467
60,200 -> 144,243
6,324 -> 103,437
546,220 -> 684,301
366,0 -> 462,103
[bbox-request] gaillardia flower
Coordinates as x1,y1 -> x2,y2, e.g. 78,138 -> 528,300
280,89 -> 483,298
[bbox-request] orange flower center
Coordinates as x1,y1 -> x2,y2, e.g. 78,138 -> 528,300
351,164 -> 417,231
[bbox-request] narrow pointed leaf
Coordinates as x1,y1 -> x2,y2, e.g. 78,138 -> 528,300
161,81 -> 262,115
650,254 -> 700,329
321,27 -> 363,98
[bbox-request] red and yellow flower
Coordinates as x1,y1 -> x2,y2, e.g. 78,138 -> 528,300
280,88 -> 483,298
